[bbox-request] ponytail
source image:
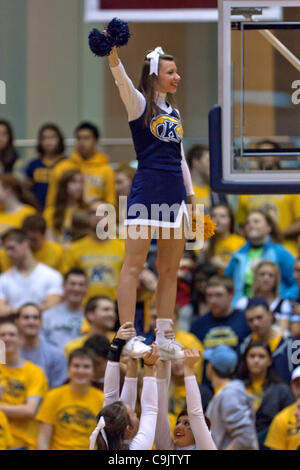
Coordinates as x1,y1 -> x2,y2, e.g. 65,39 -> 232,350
95,402 -> 131,450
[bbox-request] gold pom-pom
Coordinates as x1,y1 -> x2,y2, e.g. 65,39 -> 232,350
204,214 -> 216,240
191,214 -> 216,240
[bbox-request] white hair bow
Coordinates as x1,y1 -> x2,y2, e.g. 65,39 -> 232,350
89,416 -> 108,450
146,46 -> 165,75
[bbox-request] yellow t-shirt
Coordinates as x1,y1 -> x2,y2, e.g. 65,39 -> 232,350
246,379 -> 264,411
214,383 -> 227,396
175,330 -> 204,383
0,240 -> 64,273
45,151 -> 116,208
44,206 -> 77,244
36,384 -> 104,450
34,240 -> 64,270
235,194 -> 300,256
64,331 -> 115,358
193,185 -> 211,211
213,234 -> 246,265
0,410 -> 14,450
0,361 -> 48,449
252,333 -> 282,353
172,384 -> 187,417
265,403 -> 300,450
61,235 -> 125,301
0,205 -> 36,236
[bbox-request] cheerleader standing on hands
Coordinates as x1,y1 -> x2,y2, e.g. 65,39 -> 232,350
105,40 -> 196,360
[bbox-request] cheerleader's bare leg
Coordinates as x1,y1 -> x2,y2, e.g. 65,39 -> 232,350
117,225 -> 153,357
155,223 -> 187,359
117,225 -> 152,324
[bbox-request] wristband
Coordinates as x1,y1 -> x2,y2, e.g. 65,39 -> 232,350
107,337 -> 126,362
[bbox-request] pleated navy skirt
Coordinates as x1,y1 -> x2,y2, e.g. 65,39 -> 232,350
124,168 -> 189,228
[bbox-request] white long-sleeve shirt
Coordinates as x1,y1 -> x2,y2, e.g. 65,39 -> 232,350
103,361 -> 137,410
155,371 -> 217,450
103,360 -> 158,450
110,61 -> 195,197
184,376 -> 217,450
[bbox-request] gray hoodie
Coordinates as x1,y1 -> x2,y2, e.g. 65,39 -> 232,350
206,379 -> 259,450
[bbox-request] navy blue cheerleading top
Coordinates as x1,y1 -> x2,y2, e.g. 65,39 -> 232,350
109,60 -> 193,225
129,107 -> 183,173
126,105 -> 188,225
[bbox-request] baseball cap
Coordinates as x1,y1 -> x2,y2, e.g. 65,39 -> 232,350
204,345 -> 238,375
291,366 -> 300,382
246,297 -> 269,311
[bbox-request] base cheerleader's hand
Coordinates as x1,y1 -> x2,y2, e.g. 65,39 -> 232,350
184,348 -> 201,366
143,343 -> 160,366
183,349 -> 201,377
116,322 -> 136,341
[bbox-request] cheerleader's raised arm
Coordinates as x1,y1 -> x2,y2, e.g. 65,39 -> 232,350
155,360 -> 175,450
103,322 -> 137,408
155,349 -> 217,450
130,352 -> 159,450
183,349 -> 217,450
108,46 -> 146,121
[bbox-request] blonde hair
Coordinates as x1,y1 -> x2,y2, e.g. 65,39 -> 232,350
252,260 -> 280,297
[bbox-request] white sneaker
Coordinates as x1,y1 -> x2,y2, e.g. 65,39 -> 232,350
158,339 -> 185,361
122,336 -> 152,359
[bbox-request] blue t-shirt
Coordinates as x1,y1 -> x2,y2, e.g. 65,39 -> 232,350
190,309 -> 251,385
20,337 -> 67,389
42,303 -> 84,350
241,333 -> 299,384
26,157 -> 65,207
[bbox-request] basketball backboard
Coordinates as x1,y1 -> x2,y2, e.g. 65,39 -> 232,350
209,0 -> 300,193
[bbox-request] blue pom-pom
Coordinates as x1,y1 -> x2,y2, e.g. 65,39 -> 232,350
88,28 -> 114,57
107,18 -> 130,47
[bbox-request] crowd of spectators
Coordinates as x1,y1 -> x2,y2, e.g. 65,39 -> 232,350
0,120 -> 300,450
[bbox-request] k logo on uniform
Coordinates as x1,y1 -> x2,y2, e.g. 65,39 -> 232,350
150,114 -> 183,143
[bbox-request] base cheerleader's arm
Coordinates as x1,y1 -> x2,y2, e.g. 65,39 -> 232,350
120,357 -> 138,411
154,360 -> 175,450
183,349 -> 217,450
108,46 -> 146,121
130,344 -> 159,451
104,322 -> 136,407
